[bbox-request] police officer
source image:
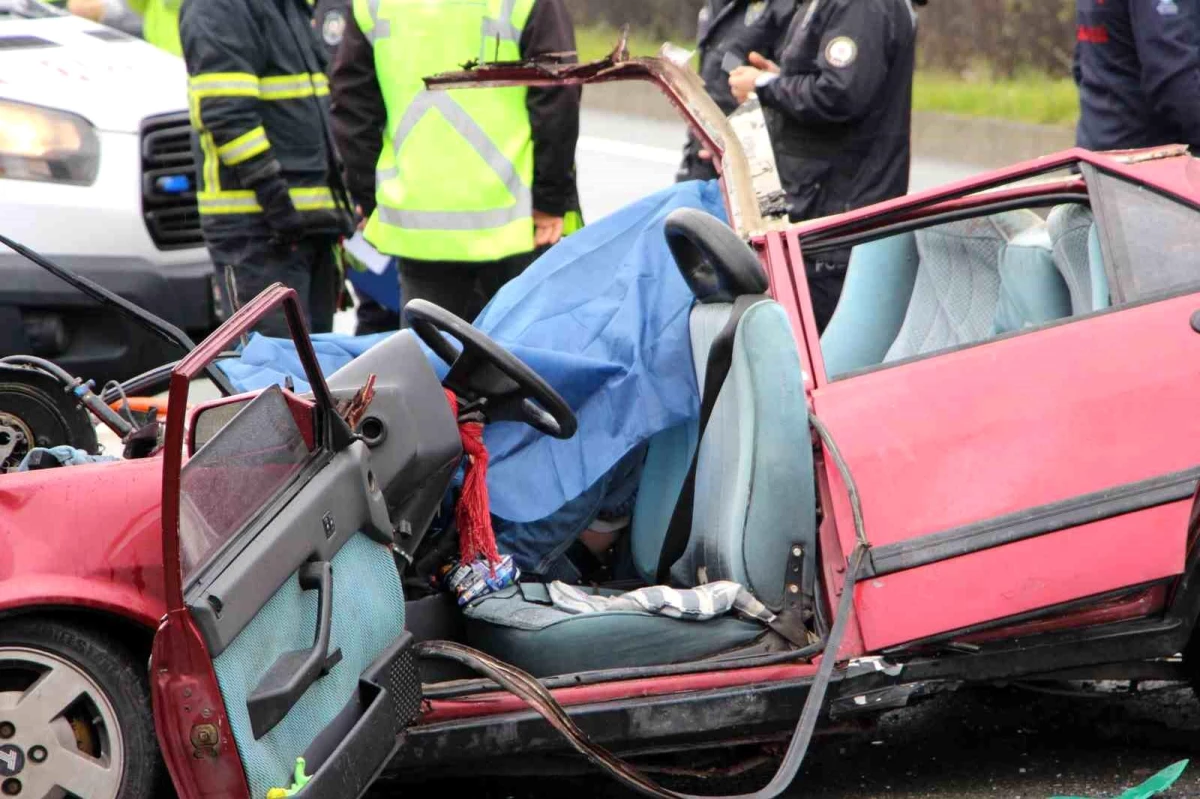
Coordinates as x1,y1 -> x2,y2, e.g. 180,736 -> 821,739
180,0 -> 354,336
678,0 -> 797,182
730,0 -> 920,331
330,0 -> 582,326
1074,0 -> 1200,151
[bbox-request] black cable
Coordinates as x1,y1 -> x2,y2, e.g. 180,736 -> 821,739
0,355 -> 134,437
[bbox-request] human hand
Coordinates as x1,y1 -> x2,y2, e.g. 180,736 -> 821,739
747,51 -> 779,73
67,0 -> 106,21
355,205 -> 367,231
533,210 -> 565,247
729,66 -> 762,104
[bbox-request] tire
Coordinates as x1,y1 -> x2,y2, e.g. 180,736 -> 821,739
1186,627 -> 1200,698
0,366 -> 99,472
0,618 -> 164,799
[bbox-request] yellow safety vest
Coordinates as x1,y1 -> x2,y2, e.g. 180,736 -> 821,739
129,0 -> 182,56
352,0 -> 539,262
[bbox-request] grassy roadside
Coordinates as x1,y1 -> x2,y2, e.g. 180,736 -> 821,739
575,24 -> 1078,129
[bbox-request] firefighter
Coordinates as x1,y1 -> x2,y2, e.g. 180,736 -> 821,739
678,0 -> 798,183
179,0 -> 354,337
729,0 -> 921,331
1074,0 -> 1200,151
329,0 -> 582,326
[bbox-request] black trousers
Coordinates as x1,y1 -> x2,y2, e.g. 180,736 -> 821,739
353,288 -> 401,335
211,234 -> 339,338
397,249 -> 540,327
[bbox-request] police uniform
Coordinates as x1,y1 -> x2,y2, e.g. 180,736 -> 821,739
1074,0 -> 1200,151
755,0 -> 918,330
678,0 -> 797,182
180,0 -> 354,336
329,0 -> 582,326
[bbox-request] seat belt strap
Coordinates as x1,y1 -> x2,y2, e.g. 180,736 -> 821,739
654,294 -> 767,585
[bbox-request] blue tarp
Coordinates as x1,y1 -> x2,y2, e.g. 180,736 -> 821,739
217,180 -> 726,522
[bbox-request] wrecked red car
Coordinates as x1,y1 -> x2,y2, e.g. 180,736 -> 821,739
2,46 -> 1200,799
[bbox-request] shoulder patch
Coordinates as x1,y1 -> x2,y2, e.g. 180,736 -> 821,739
322,9 -> 346,47
745,0 -> 768,26
824,35 -> 857,69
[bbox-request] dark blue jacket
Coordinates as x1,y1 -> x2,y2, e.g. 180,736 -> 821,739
1074,0 -> 1200,150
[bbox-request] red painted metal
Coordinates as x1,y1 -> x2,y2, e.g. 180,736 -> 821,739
0,457 -> 166,626
151,610 -> 250,799
953,583 -> 1169,646
420,663 -> 820,724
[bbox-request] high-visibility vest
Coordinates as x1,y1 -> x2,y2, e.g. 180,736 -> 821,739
129,0 -> 182,56
352,0 -> 538,262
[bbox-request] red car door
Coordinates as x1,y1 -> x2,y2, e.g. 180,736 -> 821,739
808,160 -> 1200,652
150,287 -> 421,799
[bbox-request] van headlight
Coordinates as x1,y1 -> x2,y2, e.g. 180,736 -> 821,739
0,99 -> 100,185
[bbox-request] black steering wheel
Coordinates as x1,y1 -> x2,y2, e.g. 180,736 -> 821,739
404,300 -> 577,440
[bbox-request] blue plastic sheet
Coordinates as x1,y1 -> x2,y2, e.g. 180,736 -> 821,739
217,180 -> 726,522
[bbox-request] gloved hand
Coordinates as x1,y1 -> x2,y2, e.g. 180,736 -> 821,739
254,175 -> 306,246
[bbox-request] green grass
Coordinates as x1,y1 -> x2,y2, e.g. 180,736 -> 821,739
574,24 -> 679,63
914,70 -> 1079,128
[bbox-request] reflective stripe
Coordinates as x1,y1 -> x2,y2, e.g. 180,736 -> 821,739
363,0 -> 389,42
376,201 -> 528,231
260,73 -> 329,100
188,72 -> 260,98
376,166 -> 398,182
216,126 -> 269,165
479,0 -> 518,60
382,90 -> 532,230
197,187 -> 336,215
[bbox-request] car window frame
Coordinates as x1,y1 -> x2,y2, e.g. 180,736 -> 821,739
803,188 -> 1115,385
1081,162 -> 1200,308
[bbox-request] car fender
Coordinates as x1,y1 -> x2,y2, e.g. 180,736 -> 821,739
0,574 -> 165,629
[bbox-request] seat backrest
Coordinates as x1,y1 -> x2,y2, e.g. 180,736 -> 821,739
631,298 -> 816,612
993,224 -> 1073,334
820,232 -> 921,379
884,210 -> 1043,362
1047,203 -> 1110,314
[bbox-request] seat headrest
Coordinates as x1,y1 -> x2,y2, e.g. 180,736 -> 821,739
664,208 -> 768,304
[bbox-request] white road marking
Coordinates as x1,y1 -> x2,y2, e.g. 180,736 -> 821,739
577,135 -> 681,166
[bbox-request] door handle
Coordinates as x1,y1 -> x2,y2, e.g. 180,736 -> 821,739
247,560 -> 344,739
1190,311 -> 1200,334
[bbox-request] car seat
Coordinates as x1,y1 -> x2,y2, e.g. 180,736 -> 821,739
461,211 -> 817,677
821,210 -> 1073,379
1047,203 -> 1110,314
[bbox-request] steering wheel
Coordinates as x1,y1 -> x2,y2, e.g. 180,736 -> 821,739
404,300 -> 577,440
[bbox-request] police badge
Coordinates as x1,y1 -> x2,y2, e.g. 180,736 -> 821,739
322,9 -> 346,47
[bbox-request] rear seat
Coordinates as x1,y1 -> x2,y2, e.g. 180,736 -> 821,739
821,209 -> 1075,378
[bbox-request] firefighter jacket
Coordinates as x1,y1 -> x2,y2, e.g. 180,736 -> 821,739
330,0 -> 581,264
1074,0 -> 1200,151
179,0 -> 353,251
757,0 -> 916,266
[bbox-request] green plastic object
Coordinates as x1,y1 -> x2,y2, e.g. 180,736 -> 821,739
1052,760 -> 1189,799
265,757 -> 311,798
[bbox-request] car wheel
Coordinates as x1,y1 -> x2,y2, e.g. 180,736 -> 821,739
1187,628 -> 1200,698
0,619 -> 163,798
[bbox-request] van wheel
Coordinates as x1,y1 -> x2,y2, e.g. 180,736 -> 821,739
0,619 -> 163,799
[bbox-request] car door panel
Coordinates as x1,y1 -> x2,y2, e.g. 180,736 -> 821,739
153,286 -> 428,799
813,292 -> 1200,651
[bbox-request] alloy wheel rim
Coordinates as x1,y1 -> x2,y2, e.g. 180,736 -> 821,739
0,647 -> 125,799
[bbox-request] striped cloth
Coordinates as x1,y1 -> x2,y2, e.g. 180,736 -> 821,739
547,581 -> 777,625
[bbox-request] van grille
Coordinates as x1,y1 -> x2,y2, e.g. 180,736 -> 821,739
140,112 -> 203,250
